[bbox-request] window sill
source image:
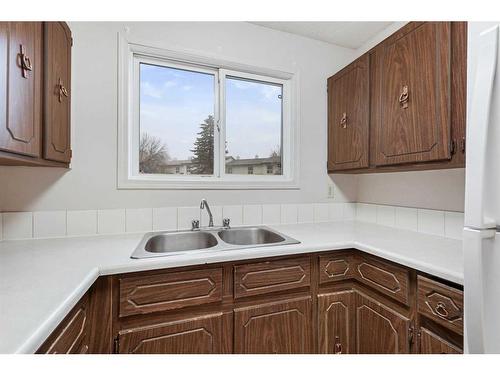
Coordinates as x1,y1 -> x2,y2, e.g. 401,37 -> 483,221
117,177 -> 300,190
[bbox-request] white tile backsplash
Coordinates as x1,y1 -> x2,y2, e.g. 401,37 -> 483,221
281,204 -> 298,224
126,208 -> 152,233
343,203 -> 356,220
0,203 -> 465,241
297,204 -> 314,223
329,203 -> 344,221
262,204 -> 281,225
67,210 -> 97,236
445,211 -> 464,240
376,205 -> 395,227
98,209 -> 126,234
243,205 -> 262,225
356,203 -> 377,223
152,207 -> 177,231
418,209 -> 445,236
313,203 -> 330,223
34,211 -> 66,238
2,212 -> 33,240
394,207 -> 418,231
177,207 -> 199,230
222,205 -> 243,226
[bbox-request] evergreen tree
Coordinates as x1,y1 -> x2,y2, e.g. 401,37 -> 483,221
190,115 -> 214,174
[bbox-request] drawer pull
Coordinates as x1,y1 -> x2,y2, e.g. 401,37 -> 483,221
434,302 -> 449,318
398,85 -> 409,109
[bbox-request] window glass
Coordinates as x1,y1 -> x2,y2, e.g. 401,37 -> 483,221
224,76 -> 282,175
139,63 -> 215,175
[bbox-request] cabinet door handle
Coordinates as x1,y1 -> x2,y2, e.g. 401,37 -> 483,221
340,112 -> 347,128
58,78 -> 69,102
334,335 -> 342,354
398,85 -> 409,109
18,44 -> 33,78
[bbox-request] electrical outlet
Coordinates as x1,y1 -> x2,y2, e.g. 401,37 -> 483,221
327,185 -> 335,199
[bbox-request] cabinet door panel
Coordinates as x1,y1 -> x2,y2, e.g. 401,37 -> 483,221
356,292 -> 410,354
43,22 -> 71,162
328,54 -> 369,171
234,296 -> 312,354
375,22 -> 451,166
0,22 -> 42,157
419,327 -> 462,354
118,313 -> 224,354
318,290 -> 356,354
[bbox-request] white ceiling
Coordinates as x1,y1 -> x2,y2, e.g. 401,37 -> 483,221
250,22 -> 394,49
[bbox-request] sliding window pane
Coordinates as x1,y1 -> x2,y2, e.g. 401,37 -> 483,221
139,63 -> 215,175
225,77 -> 283,175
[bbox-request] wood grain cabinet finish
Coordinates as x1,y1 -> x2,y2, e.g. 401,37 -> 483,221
119,268 -> 223,317
233,257 -> 311,299
319,252 -> 358,284
354,255 -> 410,306
417,276 -> 463,334
419,327 -> 462,354
0,22 -> 42,157
356,292 -> 411,354
118,313 -> 224,354
37,293 -> 90,354
43,22 -> 72,163
318,291 -> 356,354
234,296 -> 312,354
373,22 -> 452,166
327,54 -> 369,171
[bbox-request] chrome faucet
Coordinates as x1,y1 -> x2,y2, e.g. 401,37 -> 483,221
200,199 -> 214,227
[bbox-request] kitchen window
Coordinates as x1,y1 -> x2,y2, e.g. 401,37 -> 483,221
118,39 -> 298,189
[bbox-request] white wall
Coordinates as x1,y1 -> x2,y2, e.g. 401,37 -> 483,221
0,22 -> 357,212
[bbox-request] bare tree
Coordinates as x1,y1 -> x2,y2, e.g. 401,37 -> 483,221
269,145 -> 281,158
139,133 -> 170,173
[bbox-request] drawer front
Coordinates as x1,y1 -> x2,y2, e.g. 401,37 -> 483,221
419,327 -> 462,354
417,276 -> 463,334
355,255 -> 410,306
319,252 -> 358,284
37,294 -> 90,354
234,257 -> 311,299
119,268 -> 223,317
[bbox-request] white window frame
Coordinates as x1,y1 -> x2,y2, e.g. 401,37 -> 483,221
118,34 -> 299,190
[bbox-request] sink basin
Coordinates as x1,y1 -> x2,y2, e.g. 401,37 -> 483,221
217,227 -> 285,246
131,226 -> 300,259
143,231 -> 218,254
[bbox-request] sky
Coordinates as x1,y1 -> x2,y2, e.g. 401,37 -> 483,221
139,63 -> 282,161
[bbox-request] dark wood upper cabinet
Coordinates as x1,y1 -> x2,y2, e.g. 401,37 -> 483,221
327,22 -> 466,173
0,22 -> 42,158
0,21 -> 71,167
43,22 -> 72,163
327,54 -> 369,171
373,22 -> 451,166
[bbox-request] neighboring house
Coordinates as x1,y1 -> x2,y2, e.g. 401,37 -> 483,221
160,156 -> 282,175
225,155 -> 281,175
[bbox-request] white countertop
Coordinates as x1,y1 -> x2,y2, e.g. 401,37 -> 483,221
0,220 -> 463,354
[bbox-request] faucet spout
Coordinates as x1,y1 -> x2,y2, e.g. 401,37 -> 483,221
200,199 -> 214,227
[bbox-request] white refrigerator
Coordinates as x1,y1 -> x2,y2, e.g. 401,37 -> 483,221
464,21 -> 500,354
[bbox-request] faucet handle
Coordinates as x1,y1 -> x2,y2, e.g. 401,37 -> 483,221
191,220 -> 200,231
222,218 -> 231,229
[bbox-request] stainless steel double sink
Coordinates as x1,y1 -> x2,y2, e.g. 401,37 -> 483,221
131,226 -> 300,259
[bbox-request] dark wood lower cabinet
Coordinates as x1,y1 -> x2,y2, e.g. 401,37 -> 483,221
118,313 -> 225,354
37,250 -> 463,354
234,297 -> 312,354
356,292 -> 411,354
419,327 -> 462,354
